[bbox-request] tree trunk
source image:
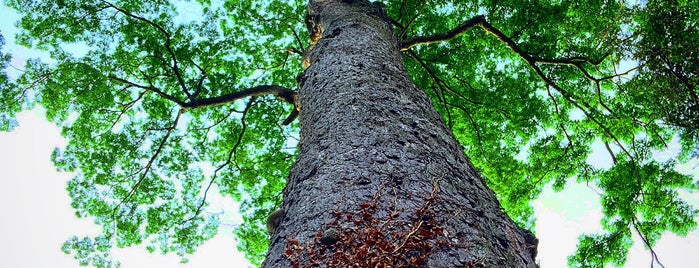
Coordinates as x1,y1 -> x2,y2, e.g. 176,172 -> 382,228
264,1 -> 538,267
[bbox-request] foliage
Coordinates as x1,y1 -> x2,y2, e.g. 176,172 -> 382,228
0,0 -> 697,267
630,0 -> 699,160
0,33 -> 19,130
2,0 -> 303,265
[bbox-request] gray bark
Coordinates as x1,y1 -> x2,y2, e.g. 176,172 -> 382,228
264,0 -> 538,267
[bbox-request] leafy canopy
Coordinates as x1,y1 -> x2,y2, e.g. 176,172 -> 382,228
1,0 -> 697,267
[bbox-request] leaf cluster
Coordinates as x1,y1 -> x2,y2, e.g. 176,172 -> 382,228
2,0 -> 304,266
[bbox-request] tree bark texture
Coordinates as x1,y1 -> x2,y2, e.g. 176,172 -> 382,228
264,1 -> 538,267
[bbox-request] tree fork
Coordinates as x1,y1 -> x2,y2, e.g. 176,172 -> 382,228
264,0 -> 538,267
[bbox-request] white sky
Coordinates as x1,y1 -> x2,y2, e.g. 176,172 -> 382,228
1,3 -> 698,268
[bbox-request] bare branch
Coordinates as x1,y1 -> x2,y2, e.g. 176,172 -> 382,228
533,55 -> 608,66
476,20 -> 637,163
403,14 -> 645,169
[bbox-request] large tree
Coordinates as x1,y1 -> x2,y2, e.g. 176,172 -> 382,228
1,0 -> 697,267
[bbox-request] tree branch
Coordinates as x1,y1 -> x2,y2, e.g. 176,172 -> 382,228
109,74 -> 296,118
180,85 -> 297,112
401,15 -> 485,51
111,107 -> 185,220
108,75 -> 186,106
183,98 -> 256,224
470,18 -> 636,163
103,0 -> 193,100
99,87 -> 148,136
401,15 -> 607,66
404,15 -> 650,192
631,217 -> 667,268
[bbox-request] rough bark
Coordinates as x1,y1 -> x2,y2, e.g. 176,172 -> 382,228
264,0 -> 538,267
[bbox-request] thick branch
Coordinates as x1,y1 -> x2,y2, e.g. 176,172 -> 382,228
401,15 -> 485,51
401,15 -> 607,66
109,75 -> 297,122
110,74 -> 292,106
181,85 -> 296,110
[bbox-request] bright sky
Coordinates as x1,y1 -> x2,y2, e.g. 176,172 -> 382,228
1,3 -> 697,268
